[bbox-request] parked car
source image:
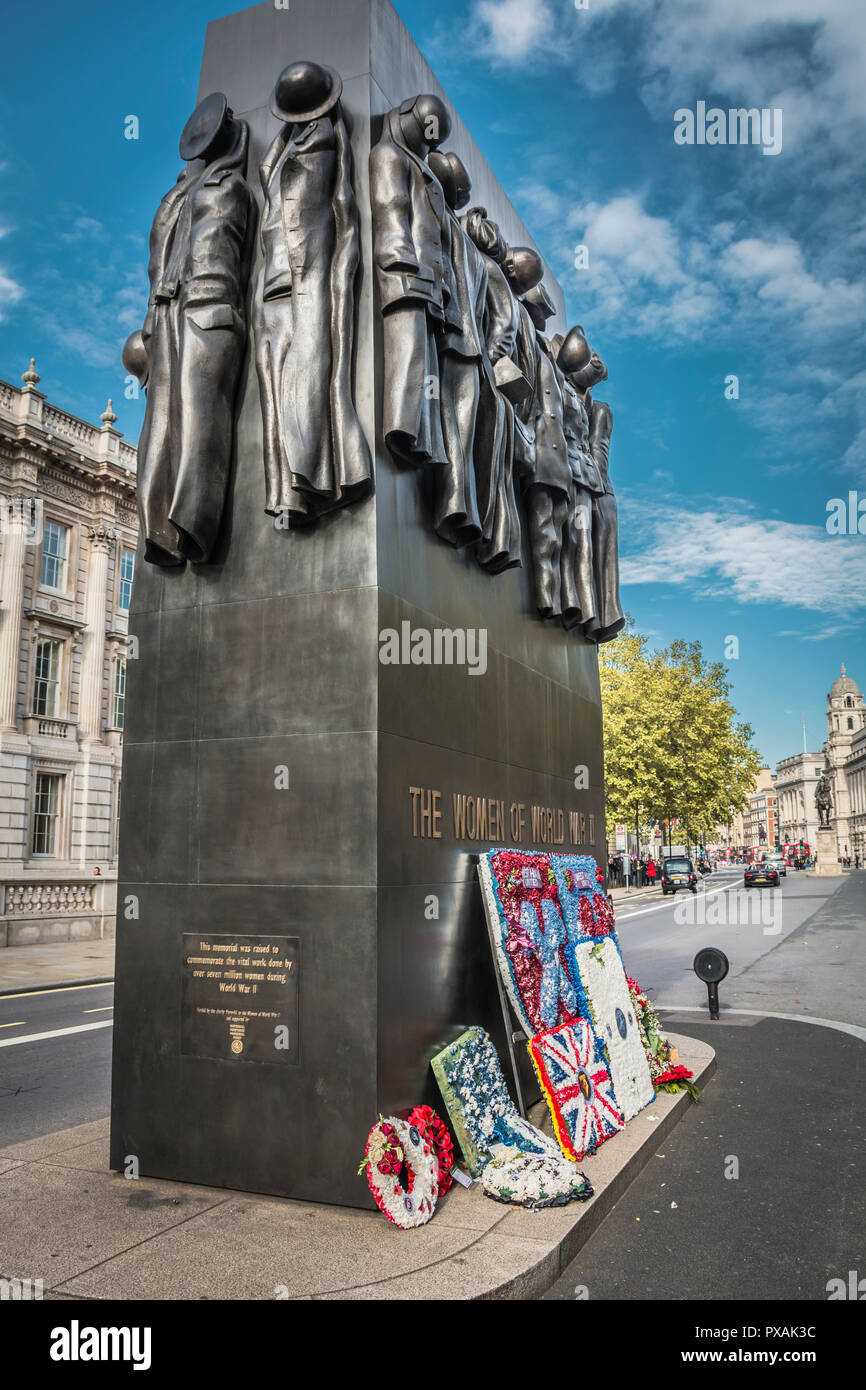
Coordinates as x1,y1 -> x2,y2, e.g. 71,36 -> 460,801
661,857 -> 698,894
744,862 -> 780,888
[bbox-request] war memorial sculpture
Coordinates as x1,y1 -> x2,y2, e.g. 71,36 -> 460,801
110,0 -> 632,1211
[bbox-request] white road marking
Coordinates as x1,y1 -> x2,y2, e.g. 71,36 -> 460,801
615,877 -> 745,922
655,1005 -> 866,1045
0,1020 -> 113,1049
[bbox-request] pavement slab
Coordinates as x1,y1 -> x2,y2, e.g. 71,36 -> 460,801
544,1015 -> 865,1301
0,1162 -> 231,1286
0,1031 -> 714,1299
0,938 -> 115,993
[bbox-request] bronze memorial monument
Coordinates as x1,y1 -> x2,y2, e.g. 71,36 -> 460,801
111,0 -> 624,1208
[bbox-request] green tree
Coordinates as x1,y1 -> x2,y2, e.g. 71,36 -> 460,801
598,624 -> 761,844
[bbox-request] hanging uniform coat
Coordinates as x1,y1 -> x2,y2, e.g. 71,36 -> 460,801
137,127 -> 254,566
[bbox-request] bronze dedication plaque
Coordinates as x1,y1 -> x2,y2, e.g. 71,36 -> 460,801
181,934 -> 300,1065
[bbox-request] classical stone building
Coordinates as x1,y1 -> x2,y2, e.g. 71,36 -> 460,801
773,666 -> 865,867
823,666 -> 864,863
846,724 -> 866,864
0,360 -> 137,946
775,751 -> 823,853
729,767 -> 777,852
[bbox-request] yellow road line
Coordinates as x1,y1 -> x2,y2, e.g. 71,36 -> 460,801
0,981 -> 112,1002
0,1020 -> 25,1029
83,1006 -> 113,1014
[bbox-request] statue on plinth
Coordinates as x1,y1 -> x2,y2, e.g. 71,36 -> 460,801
815,769 -> 833,829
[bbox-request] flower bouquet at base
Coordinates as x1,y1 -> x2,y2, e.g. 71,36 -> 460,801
480,1145 -> 594,1211
627,976 -> 698,1099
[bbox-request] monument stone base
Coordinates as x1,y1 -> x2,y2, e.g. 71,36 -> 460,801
811,828 -> 840,876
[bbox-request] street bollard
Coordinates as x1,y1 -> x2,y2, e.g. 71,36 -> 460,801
693,947 -> 730,1020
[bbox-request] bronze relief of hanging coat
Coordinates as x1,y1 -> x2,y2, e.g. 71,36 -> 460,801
586,393 -> 625,643
558,369 -> 600,633
460,209 -> 527,574
370,97 -> 455,471
127,93 -> 255,567
255,63 -> 372,522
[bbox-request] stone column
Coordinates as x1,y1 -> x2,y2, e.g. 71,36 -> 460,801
78,524 -> 114,742
0,498 -> 29,729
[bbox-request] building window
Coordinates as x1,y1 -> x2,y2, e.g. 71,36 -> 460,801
846,696 -> 853,708
114,657 -> 126,729
41,521 -> 69,590
32,772 -> 62,856
118,548 -> 135,611
33,638 -> 62,717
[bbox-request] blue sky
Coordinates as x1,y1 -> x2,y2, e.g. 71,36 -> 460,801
1,0 -> 864,767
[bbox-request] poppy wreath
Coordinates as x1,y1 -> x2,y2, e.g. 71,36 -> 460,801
359,1116 -> 439,1228
407,1104 -> 454,1197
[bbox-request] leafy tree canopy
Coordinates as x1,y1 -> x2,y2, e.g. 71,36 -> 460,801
597,622 -> 762,837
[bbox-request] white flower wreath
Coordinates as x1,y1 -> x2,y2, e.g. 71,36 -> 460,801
362,1116 -> 439,1229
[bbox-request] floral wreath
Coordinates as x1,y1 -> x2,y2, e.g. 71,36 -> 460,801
407,1104 -> 455,1196
481,1147 -> 594,1210
359,1116 -> 438,1228
626,976 -> 697,1097
478,850 -> 590,1035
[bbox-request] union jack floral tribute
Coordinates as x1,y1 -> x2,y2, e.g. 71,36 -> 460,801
528,1018 -> 624,1161
478,849 -> 612,1035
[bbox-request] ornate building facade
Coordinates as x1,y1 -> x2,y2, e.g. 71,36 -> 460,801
775,751 -> 823,852
774,667 -> 864,868
847,724 -> 866,864
731,766 -> 777,851
823,666 -> 864,863
0,361 -> 137,946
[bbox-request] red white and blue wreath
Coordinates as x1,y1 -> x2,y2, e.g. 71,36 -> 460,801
359,1116 -> 439,1228
528,1018 -> 623,1161
478,850 -> 587,1036
550,853 -> 618,946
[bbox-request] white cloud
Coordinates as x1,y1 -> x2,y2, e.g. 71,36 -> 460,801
0,268 -> 24,322
561,194 -> 864,344
720,236 -> 865,332
59,214 -> 106,244
619,498 -> 866,617
475,0 -> 554,62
